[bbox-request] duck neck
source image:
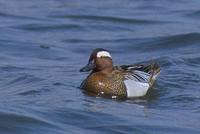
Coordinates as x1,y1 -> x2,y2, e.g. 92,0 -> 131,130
100,66 -> 113,75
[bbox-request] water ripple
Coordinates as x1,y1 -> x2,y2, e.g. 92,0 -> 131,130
0,12 -> 47,21
6,74 -> 43,85
0,111 -> 62,134
186,10 -> 200,18
182,56 -> 200,67
50,14 -> 167,25
0,0 -> 200,134
137,33 -> 200,52
11,23 -> 85,31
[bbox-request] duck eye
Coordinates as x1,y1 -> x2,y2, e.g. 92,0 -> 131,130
99,56 -> 108,58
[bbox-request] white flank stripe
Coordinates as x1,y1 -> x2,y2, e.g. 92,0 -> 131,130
124,80 -> 149,97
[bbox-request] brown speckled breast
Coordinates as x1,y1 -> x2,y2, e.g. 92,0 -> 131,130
81,70 -> 127,98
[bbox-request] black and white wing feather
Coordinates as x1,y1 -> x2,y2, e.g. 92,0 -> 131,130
114,62 -> 160,97
119,63 -> 160,83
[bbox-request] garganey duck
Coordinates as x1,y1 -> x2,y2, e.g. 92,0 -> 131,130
80,48 -> 160,99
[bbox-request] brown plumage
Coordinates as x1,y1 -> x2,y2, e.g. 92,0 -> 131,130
80,48 -> 160,99
81,69 -> 127,98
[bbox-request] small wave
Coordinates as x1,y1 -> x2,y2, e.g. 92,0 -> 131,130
182,56 -> 200,67
0,111 -> 61,133
53,82 -> 66,86
11,23 -> 84,32
152,56 -> 174,68
64,33 -> 200,54
50,14 -> 166,25
0,12 -> 47,21
162,94 -> 200,111
86,124 -> 150,134
62,38 -> 133,44
18,90 -> 41,96
133,33 -> 200,52
6,74 -> 43,85
185,10 -> 200,18
168,95 -> 200,103
0,65 -> 39,72
136,5 -> 169,11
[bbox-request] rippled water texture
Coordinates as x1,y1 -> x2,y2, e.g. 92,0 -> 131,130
0,0 -> 200,134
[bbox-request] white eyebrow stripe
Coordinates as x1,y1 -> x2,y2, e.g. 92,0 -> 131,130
97,51 -> 112,58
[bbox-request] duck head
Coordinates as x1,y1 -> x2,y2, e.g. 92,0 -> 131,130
80,48 -> 113,73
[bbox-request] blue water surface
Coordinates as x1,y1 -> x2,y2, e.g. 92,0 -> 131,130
0,0 -> 200,134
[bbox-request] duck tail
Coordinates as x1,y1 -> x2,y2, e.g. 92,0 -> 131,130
140,62 -> 160,88
149,62 -> 161,84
